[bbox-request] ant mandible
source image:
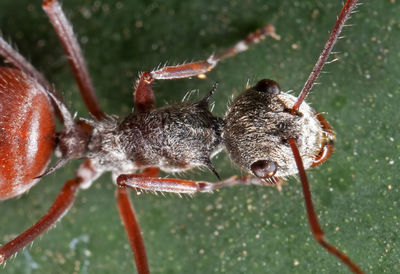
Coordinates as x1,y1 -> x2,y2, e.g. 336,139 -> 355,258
0,0 -> 363,273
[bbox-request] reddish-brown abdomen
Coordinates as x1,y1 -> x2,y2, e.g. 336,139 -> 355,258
0,67 -> 55,199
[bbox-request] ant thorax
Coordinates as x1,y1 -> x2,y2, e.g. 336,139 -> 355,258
87,94 -> 223,175
223,79 -> 324,180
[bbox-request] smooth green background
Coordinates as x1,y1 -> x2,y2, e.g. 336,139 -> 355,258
0,0 -> 399,273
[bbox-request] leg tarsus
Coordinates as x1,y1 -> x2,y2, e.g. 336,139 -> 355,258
212,24 -> 280,61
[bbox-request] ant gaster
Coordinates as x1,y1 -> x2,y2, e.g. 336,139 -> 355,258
0,0 -> 362,273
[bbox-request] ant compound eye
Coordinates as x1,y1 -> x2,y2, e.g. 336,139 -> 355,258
250,160 -> 278,178
253,79 -> 281,95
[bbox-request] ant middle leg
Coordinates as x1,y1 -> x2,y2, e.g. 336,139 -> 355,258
134,25 -> 280,112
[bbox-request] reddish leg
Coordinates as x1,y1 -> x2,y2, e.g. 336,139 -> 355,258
288,138 -> 363,274
42,0 -> 105,120
0,160 -> 100,264
117,174 -> 266,195
117,189 -> 149,274
292,0 -> 359,113
116,168 -> 158,274
118,163 -> 364,273
134,25 -> 279,112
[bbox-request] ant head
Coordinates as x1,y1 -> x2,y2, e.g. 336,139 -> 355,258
223,79 -> 325,181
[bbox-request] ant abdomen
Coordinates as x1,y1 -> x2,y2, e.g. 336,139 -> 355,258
223,79 -> 324,180
0,68 -> 55,199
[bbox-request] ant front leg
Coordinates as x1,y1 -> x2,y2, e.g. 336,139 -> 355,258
117,173 -> 266,195
0,160 -> 101,264
116,174 -> 275,273
134,25 -> 280,112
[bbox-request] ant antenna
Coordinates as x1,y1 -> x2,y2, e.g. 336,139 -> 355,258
291,0 -> 358,113
288,138 -> 363,273
288,2 -> 363,272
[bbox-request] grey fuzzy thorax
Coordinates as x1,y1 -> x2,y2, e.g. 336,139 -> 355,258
88,100 -> 223,175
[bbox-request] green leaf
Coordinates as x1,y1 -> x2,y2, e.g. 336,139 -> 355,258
0,0 -> 398,273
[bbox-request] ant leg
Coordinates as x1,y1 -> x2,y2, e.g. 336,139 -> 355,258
292,0 -> 358,112
134,72 -> 157,112
134,25 -> 279,112
116,174 -> 265,195
151,25 -> 279,80
42,0 -> 105,120
288,138 -> 363,274
115,168 -> 158,274
117,189 -> 149,274
117,169 -> 243,274
0,160 -> 100,264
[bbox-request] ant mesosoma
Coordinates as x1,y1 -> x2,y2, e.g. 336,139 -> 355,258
0,0 -> 363,273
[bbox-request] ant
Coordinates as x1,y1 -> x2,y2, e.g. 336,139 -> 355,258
0,0 -> 363,273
